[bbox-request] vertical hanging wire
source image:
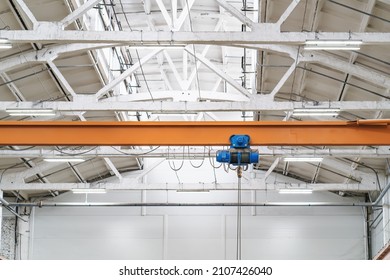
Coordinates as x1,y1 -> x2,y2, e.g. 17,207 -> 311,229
236,166 -> 243,260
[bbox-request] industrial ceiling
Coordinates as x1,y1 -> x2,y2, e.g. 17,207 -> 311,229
0,0 -> 389,201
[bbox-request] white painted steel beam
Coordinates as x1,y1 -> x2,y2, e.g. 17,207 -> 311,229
2,100 -> 390,113
0,43 -> 386,92
263,158 -> 280,182
156,0 -> 173,29
0,43 -> 114,73
269,62 -> 297,98
1,29 -> 388,44
171,0 -> 178,28
0,147 -> 389,159
135,159 -> 165,181
0,181 -> 374,191
103,158 -> 122,180
276,0 -> 301,26
301,52 -> 390,89
105,90 -> 248,102
60,0 -> 102,27
175,0 -> 195,31
46,60 -> 77,97
163,50 -> 185,90
3,162 -> 64,183
243,44 -> 390,91
0,191 -> 2,251
0,73 -> 26,101
143,0 -> 151,14
321,158 -> 378,187
13,0 -> 38,28
185,19 -> 223,90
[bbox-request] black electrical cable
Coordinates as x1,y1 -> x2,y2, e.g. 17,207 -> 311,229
236,167 -> 242,260
328,0 -> 390,24
0,68 -> 50,88
117,0 -> 155,102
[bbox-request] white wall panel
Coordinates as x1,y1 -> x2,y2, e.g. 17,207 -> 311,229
167,216 -> 224,259
32,215 -> 163,260
30,190 -> 365,260
225,215 -> 364,260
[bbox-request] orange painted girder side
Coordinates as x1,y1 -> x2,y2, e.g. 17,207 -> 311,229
0,121 -> 389,146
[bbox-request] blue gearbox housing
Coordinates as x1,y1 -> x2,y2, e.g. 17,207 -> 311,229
216,135 -> 259,166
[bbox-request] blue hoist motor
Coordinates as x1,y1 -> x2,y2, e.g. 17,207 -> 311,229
216,135 -> 259,166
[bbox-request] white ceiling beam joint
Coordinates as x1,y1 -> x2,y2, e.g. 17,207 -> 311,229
143,0 -> 151,14
163,50 -> 186,90
269,62 -> 297,99
60,0 -> 102,28
160,69 -> 174,90
95,48 -> 163,99
301,52 -> 390,89
215,0 -> 255,29
156,0 -> 173,29
0,73 -> 26,101
276,0 -> 301,26
185,18 -> 223,90
105,90 -> 248,102
171,0 -> 178,28
3,162 -> 63,184
135,159 -> 165,181
103,158 -> 122,180
13,0 -> 38,27
0,43 -> 115,74
175,0 -> 195,31
184,48 -> 251,98
46,60 -> 77,97
263,158 -> 280,183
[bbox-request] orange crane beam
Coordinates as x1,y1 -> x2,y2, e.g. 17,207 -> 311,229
0,120 -> 389,146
